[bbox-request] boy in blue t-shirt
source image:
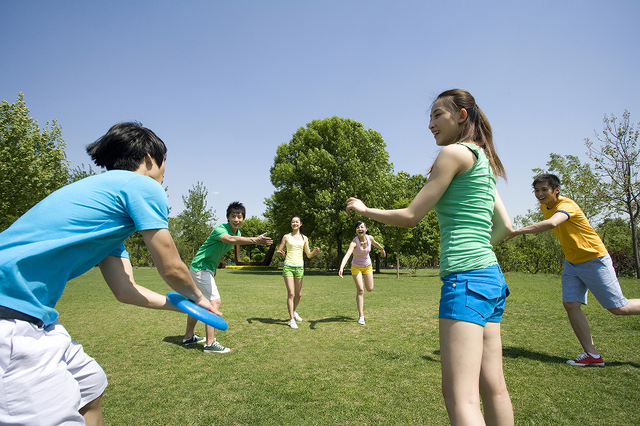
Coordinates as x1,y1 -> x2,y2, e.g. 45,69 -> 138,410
0,122 -> 216,426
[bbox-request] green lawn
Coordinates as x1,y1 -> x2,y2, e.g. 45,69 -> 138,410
58,268 -> 640,425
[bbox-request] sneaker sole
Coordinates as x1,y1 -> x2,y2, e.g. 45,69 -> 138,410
203,349 -> 231,354
566,361 -> 605,367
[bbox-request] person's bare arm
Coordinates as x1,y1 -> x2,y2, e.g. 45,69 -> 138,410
490,190 -> 514,246
220,233 -> 273,246
346,144 -> 470,227
504,212 -> 569,242
99,255 -> 180,310
339,242 -> 356,278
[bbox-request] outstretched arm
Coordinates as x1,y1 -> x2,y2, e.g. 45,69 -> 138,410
346,144 -> 467,227
369,236 -> 386,258
220,232 -> 273,246
100,229 -> 219,314
339,242 -> 356,278
505,211 -> 569,242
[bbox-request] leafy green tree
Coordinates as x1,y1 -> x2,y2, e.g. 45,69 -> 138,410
500,210 -> 564,274
266,116 -> 393,267
236,216 -> 275,263
68,163 -> 97,184
385,198 -> 413,278
174,182 -> 216,260
585,109 -> 640,277
0,93 -> 69,231
379,172 -> 440,274
532,153 -> 604,221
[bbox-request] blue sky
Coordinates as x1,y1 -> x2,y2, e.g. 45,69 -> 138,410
2,1 -> 639,225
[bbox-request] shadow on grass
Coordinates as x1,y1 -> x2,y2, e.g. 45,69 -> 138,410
162,335 -> 204,349
246,315 -> 354,329
246,317 -> 289,326
502,346 -> 640,368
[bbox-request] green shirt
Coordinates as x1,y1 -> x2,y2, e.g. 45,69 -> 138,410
190,223 -> 240,271
433,143 -> 497,277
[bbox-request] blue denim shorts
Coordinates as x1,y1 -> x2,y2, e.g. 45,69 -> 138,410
439,264 -> 510,326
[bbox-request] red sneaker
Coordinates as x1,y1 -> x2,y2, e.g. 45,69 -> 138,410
567,352 -> 605,367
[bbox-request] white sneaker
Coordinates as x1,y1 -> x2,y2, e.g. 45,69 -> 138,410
289,319 -> 298,329
293,311 -> 302,321
358,316 -> 365,325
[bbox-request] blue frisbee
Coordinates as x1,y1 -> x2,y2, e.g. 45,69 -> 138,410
167,292 -> 228,331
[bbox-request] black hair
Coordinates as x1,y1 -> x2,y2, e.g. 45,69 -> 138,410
86,122 -> 166,171
291,215 -> 302,222
355,220 -> 369,233
226,201 -> 246,219
532,173 -> 561,191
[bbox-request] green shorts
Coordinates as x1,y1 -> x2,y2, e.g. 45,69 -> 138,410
283,264 -> 304,278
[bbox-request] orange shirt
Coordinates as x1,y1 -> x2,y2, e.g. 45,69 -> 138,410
541,196 -> 607,264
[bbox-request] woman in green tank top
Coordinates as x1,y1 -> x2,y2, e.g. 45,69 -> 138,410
346,89 -> 515,426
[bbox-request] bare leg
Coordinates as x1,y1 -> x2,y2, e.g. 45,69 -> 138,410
205,298 -> 221,345
285,276 -> 295,319
609,299 -> 640,315
479,323 -> 514,426
353,274 -> 365,317
80,394 -> 104,426
563,302 -> 598,355
440,318 -> 486,426
362,272 -> 374,293
293,277 -> 303,313
185,315 -> 198,340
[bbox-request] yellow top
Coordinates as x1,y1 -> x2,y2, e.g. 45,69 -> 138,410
541,196 -> 607,264
284,233 -> 306,267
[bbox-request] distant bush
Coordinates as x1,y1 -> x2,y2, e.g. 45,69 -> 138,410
609,249 -> 636,278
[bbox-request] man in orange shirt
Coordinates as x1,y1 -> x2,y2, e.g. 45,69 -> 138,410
507,173 -> 640,366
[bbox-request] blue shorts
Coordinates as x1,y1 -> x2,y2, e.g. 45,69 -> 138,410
439,264 -> 510,326
562,253 -> 628,309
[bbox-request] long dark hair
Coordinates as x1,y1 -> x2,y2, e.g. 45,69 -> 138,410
434,89 -> 506,180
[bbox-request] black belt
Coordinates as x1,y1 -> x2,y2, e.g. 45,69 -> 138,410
0,306 -> 45,327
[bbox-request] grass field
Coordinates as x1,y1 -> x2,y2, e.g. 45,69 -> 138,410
58,268 -> 640,425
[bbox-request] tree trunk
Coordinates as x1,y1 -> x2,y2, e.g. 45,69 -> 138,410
336,233 -> 343,271
630,208 -> 640,279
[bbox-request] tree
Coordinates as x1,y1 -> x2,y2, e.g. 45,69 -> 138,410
174,182 -> 216,260
235,216 -> 275,263
68,163 -> 97,184
495,209 -> 564,274
532,153 -> 605,222
585,109 -> 640,278
385,198 -> 413,278
265,116 -> 393,268
0,93 -> 69,231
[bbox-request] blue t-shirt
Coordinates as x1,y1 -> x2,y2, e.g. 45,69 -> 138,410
0,170 -> 169,326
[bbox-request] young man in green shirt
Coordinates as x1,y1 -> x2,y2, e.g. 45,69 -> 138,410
183,202 -> 272,353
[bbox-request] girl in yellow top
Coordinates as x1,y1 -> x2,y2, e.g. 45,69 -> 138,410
277,216 -> 320,329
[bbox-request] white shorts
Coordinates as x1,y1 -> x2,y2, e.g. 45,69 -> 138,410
190,268 -> 221,300
0,319 -> 108,425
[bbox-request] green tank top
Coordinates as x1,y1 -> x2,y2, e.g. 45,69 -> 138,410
433,142 -> 497,277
